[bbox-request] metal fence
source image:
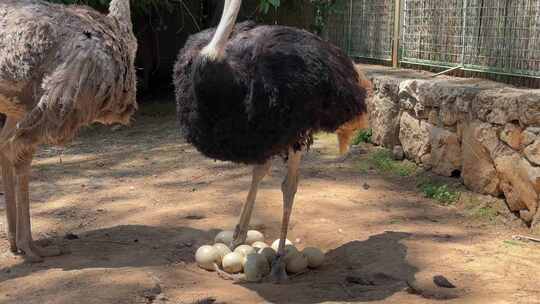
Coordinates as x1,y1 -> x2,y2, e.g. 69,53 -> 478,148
325,0 -> 540,78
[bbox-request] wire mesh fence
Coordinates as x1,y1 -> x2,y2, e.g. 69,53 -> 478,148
325,0 -> 540,79
325,0 -> 395,61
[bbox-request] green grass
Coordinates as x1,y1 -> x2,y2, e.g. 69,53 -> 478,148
351,128 -> 372,145
418,182 -> 460,205
471,206 -> 498,221
368,149 -> 417,176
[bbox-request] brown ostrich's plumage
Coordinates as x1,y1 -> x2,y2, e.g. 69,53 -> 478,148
0,0 -> 137,261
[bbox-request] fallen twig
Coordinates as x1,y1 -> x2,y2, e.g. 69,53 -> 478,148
214,263 -> 246,282
512,235 -> 540,243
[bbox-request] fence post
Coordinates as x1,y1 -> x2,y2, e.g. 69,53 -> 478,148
392,0 -> 402,68
347,0 -> 353,55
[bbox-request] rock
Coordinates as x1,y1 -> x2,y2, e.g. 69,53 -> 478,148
473,89 -> 520,125
519,210 -> 534,222
524,139 -> 540,166
518,90 -> 540,125
521,128 -> 539,148
429,127 -> 462,177
532,213 -> 540,235
427,109 -> 440,126
499,123 -> 522,150
368,79 -> 401,148
433,275 -> 456,288
399,112 -> 432,163
440,99 -> 458,126
461,122 -> 501,196
392,145 -> 404,160
493,147 -> 539,213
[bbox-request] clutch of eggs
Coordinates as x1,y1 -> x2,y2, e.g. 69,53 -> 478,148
195,230 -> 325,281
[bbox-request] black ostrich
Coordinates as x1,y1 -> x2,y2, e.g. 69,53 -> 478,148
174,0 -> 367,281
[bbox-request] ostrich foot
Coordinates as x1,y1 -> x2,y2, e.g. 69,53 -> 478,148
269,256 -> 288,283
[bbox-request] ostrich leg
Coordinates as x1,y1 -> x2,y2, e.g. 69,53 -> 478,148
230,161 -> 271,249
0,118 -> 17,253
14,150 -> 61,262
270,148 -> 302,283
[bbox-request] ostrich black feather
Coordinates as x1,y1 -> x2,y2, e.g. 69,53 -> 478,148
174,22 -> 366,164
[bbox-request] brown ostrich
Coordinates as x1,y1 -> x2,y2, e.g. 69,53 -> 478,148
0,0 -> 137,262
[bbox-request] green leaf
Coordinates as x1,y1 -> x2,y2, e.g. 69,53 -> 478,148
260,1 -> 270,14
268,0 -> 281,8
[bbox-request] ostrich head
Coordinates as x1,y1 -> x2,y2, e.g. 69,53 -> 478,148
200,0 -> 242,61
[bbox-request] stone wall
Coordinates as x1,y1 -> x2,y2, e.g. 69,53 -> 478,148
361,64 -> 540,231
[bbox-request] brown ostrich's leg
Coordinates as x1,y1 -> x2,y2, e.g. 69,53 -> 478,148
1,153 -> 17,253
270,148 -> 302,283
0,118 -> 18,253
337,130 -> 353,156
14,150 -> 61,262
230,161 -> 271,249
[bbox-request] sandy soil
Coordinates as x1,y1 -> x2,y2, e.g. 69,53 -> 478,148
0,107 -> 539,304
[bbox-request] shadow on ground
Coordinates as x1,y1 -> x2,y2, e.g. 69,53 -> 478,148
238,231 -> 418,304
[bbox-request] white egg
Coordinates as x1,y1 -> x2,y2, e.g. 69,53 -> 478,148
245,230 -> 265,244
214,230 -> 234,244
286,253 -> 308,273
283,244 -> 300,263
258,247 -> 277,264
244,253 -> 270,282
213,243 -> 232,267
234,245 -> 256,257
252,241 -> 269,250
222,252 -> 244,273
195,245 -> 219,271
271,238 -> 293,251
302,247 -> 325,268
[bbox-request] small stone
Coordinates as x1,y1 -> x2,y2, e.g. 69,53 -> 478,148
433,275 -> 456,288
519,210 -> 534,222
392,145 -> 405,161
156,294 -> 168,302
362,183 -> 370,190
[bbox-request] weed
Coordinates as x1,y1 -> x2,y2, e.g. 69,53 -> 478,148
368,149 -> 416,176
419,182 -> 460,205
502,240 -> 524,247
351,128 -> 372,145
473,206 -> 498,221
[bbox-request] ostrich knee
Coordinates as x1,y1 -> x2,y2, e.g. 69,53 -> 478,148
231,161 -> 271,248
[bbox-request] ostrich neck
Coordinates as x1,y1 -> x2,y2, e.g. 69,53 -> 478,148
201,0 -> 242,61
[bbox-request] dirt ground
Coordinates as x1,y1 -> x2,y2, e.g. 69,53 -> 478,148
1,106 -> 539,304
